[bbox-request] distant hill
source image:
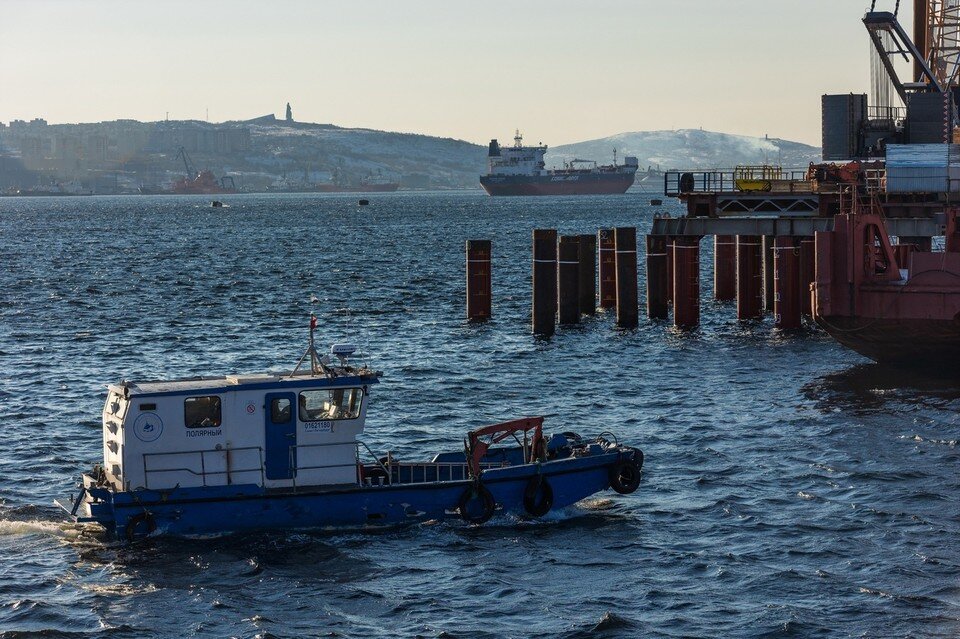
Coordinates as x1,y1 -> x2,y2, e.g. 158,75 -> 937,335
240,120 -> 486,189
0,116 -> 822,193
546,129 -> 821,171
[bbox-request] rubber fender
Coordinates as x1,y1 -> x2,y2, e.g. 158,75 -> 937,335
609,459 -> 642,495
522,475 -> 553,517
458,482 -> 495,524
124,512 -> 157,542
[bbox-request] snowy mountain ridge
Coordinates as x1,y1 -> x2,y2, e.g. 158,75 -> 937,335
545,128 -> 822,172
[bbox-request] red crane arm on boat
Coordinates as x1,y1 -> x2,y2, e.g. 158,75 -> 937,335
466,416 -> 544,477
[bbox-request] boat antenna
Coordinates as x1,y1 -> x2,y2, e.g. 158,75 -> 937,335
290,313 -> 331,377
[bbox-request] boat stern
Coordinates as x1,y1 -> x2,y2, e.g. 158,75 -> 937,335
56,472 -> 116,527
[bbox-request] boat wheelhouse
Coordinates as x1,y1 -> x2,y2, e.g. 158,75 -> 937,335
60,322 -> 644,540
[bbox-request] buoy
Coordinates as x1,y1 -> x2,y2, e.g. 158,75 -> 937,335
358,199 -> 370,206
211,200 -> 223,208
650,199 -> 663,206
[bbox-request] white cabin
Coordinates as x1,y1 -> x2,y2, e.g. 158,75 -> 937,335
99,365 -> 381,493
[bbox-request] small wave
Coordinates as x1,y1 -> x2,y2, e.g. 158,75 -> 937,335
0,518 -> 81,540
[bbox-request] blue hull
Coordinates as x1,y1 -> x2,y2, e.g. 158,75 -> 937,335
80,451 -> 636,539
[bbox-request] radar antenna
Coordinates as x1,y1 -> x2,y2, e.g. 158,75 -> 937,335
290,314 -> 331,377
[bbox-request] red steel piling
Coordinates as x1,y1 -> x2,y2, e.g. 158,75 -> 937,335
465,239 -> 492,322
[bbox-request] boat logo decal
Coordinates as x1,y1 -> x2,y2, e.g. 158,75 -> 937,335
245,403 -> 256,414
133,412 -> 164,443
303,420 -> 334,433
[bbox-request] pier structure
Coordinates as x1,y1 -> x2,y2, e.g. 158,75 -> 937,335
647,176 -> 941,330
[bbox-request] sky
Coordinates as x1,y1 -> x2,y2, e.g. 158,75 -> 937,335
0,0 -> 906,146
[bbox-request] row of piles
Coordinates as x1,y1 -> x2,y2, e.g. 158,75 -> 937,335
467,232 -> 819,333
646,235 -> 816,329
466,228 -> 641,335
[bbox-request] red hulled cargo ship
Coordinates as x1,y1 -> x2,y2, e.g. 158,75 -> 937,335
480,131 -> 637,196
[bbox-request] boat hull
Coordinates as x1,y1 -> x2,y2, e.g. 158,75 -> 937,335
815,315 -> 960,364
73,450 -> 638,539
480,171 -> 635,196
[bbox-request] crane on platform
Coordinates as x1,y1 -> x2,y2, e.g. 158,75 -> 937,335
866,1 -> 960,94
175,146 -> 198,181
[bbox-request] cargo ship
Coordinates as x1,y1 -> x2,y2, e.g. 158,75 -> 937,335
480,131 -> 638,196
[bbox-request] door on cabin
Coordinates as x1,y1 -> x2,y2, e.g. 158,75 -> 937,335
264,392 -> 297,480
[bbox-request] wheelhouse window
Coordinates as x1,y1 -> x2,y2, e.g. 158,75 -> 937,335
184,396 -> 222,428
298,388 -> 362,421
271,397 -> 292,423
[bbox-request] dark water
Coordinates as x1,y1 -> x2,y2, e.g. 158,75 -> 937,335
1,191 -> 958,638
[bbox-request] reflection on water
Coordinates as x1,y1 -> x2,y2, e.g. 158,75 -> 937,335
804,362 -> 960,414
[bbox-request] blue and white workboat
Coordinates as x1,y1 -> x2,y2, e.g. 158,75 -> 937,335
60,324 -> 643,540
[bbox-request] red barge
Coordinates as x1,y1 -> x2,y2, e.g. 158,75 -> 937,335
812,198 -> 960,364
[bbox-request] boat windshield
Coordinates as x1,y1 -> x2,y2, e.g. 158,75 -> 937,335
298,388 -> 362,421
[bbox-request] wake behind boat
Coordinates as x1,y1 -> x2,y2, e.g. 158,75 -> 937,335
59,318 -> 643,540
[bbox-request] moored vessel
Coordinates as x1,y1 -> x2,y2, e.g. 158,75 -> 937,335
59,319 -> 643,539
480,131 -> 638,196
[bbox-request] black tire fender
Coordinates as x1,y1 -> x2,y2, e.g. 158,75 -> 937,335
124,511 -> 157,542
609,459 -> 642,495
458,482 -> 495,524
522,475 -> 553,517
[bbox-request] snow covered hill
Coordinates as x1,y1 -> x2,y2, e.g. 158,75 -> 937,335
545,129 -> 821,172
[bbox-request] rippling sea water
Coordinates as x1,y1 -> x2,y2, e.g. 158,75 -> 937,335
0,191 -> 958,638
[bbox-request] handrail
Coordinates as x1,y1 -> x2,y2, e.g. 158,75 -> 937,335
142,446 -> 264,490
664,169 -> 810,196
357,440 -> 391,485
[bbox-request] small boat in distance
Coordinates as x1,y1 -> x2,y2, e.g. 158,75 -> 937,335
480,130 -> 638,196
59,318 -> 643,540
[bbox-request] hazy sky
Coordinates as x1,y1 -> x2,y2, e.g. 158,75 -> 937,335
1,1 -> 903,146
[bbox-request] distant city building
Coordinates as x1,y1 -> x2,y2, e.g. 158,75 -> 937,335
146,123 -> 251,154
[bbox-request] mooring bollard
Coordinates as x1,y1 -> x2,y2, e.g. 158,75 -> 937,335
578,234 -> 596,315
773,236 -> 801,329
645,235 -> 669,319
558,235 -> 580,325
736,235 -> 763,320
465,239 -> 491,322
714,235 -> 737,301
598,229 -> 616,309
673,236 -> 700,329
532,229 -> 558,336
614,227 -> 638,328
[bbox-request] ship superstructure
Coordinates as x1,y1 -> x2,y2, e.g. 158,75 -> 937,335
480,131 -> 638,196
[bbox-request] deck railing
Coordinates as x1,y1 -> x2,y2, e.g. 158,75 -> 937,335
141,441 -> 510,492
664,170 -> 810,196
142,446 -> 265,490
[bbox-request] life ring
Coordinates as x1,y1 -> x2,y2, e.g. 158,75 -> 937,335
609,459 -> 642,494
523,475 -> 553,517
124,512 -> 157,542
458,482 -> 495,524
